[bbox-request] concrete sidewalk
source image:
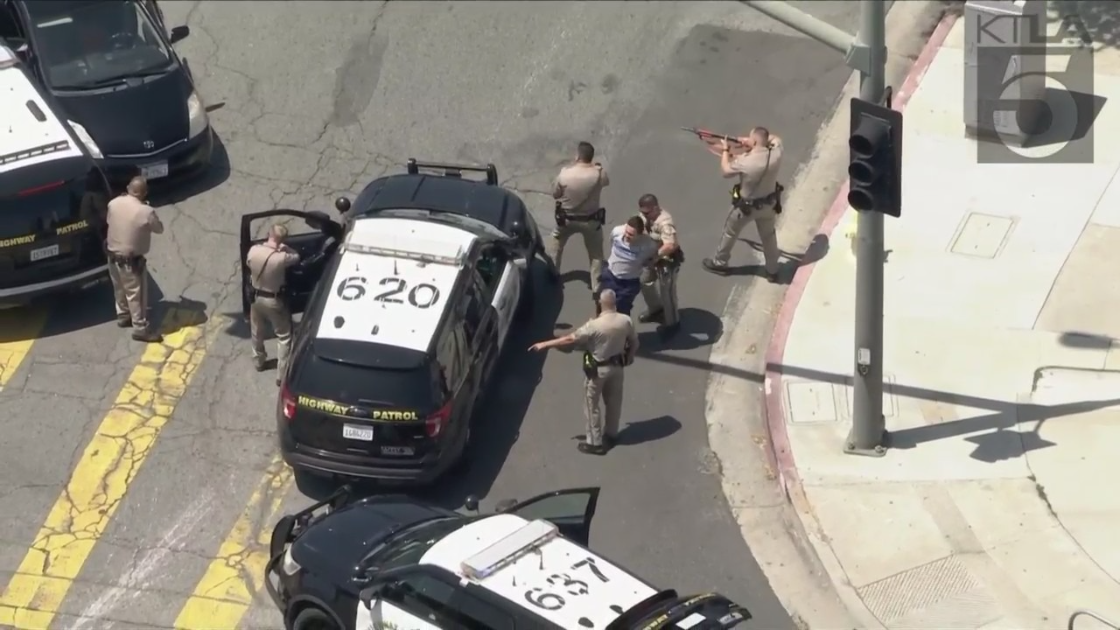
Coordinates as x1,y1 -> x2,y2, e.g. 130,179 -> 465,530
765,8 -> 1120,630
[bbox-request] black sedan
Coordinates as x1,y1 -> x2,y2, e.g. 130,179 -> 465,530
4,0 -> 213,189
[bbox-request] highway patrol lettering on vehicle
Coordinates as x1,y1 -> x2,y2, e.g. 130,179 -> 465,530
314,217 -> 476,353
296,395 -> 420,422
0,220 -> 92,249
421,514 -> 658,629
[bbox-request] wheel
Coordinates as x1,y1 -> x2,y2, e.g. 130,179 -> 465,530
292,606 -> 339,630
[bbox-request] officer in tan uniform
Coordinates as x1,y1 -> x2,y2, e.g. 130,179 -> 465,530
702,127 -> 785,281
529,289 -> 637,455
246,224 -> 302,385
105,176 -> 163,343
636,193 -> 682,338
546,141 -> 609,294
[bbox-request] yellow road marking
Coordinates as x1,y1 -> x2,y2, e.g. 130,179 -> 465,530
0,306 -> 49,391
173,456 -> 293,629
0,307 -> 216,630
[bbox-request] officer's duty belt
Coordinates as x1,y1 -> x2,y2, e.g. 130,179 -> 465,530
555,202 -> 606,227
108,252 -> 144,266
731,183 -> 785,213
253,289 -> 281,299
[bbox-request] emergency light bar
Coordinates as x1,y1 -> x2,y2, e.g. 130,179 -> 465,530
461,519 -> 559,581
343,238 -> 466,267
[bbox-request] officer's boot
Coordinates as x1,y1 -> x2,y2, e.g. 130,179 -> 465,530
116,315 -> 133,328
131,328 -> 164,344
638,309 -> 664,324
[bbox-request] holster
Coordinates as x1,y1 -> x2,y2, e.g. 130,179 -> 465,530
108,252 -> 144,271
555,203 -> 606,228
731,183 -> 785,215
554,201 -> 568,228
583,351 -> 626,378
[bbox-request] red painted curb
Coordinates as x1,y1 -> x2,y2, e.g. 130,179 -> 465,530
762,13 -> 960,504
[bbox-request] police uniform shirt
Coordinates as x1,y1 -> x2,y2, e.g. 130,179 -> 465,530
646,210 -> 677,247
607,225 -> 657,279
553,164 -> 609,216
105,195 -> 163,256
730,140 -> 784,199
247,243 -> 300,293
573,312 -> 639,362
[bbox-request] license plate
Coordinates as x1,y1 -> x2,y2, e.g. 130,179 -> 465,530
141,161 -> 169,179
342,423 -> 374,441
380,446 -> 414,456
30,244 -> 60,262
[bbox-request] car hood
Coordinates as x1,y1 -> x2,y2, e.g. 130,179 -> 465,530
290,499 -> 451,592
54,69 -> 192,156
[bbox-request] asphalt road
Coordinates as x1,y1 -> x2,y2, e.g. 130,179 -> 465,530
0,2 -> 863,628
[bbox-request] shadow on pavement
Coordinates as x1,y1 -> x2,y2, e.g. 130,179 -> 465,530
616,414 -> 681,446
640,349 -> 1120,461
728,233 -> 831,283
637,306 -> 722,353
296,263 -> 565,509
148,133 -> 232,208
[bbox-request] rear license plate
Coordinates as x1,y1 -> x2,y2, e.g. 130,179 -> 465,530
380,446 -> 414,456
141,161 -> 169,179
342,424 -> 374,441
30,244 -> 60,262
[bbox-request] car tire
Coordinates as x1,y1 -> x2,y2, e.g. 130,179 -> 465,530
292,606 -> 339,630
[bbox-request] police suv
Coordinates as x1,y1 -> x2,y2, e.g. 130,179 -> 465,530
240,160 -> 549,485
265,486 -> 752,630
0,39 -> 110,307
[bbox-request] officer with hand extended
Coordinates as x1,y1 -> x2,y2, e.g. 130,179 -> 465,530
246,224 -> 301,385
547,141 -> 609,292
636,193 -> 682,338
529,289 -> 637,455
105,176 -> 163,343
702,127 -> 785,281
598,215 -> 658,317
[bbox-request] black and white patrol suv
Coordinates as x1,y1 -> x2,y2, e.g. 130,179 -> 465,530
239,159 -> 552,486
0,39 -> 111,307
265,486 -> 752,630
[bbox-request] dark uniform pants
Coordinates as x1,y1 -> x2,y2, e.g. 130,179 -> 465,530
108,256 -> 150,330
714,203 -> 780,273
585,364 -> 623,446
640,264 -> 679,326
598,268 -> 640,316
250,295 -> 293,373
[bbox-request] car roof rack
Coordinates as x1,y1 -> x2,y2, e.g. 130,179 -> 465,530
406,158 -> 499,186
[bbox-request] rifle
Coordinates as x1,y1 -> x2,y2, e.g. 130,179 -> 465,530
681,127 -> 746,146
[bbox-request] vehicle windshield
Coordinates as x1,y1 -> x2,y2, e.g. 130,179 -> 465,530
360,516 -> 471,574
29,1 -> 173,89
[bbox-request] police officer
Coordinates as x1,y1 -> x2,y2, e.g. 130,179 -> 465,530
246,224 -> 302,385
599,215 -> 657,317
105,176 -> 163,343
547,141 -> 609,292
702,127 -> 785,281
636,193 -> 682,338
529,289 -> 637,455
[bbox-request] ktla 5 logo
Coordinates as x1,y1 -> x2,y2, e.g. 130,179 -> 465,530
969,12 -> 1098,164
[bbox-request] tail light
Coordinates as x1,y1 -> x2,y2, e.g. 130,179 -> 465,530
281,383 -> 296,421
424,402 -> 452,438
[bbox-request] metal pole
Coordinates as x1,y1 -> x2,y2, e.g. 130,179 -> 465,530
846,0 -> 888,456
738,1 -> 856,56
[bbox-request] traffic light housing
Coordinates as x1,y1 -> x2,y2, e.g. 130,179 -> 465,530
847,97 -> 903,217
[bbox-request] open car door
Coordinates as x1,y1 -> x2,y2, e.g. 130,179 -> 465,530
499,487 -> 600,546
239,210 -> 342,317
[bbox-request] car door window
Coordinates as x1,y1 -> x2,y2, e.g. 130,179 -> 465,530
435,324 -> 468,397
461,275 -> 485,339
0,2 -> 24,42
386,573 -> 515,630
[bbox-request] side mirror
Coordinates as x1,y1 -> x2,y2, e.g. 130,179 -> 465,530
463,495 -> 480,512
304,210 -> 332,231
495,498 -> 518,513
334,197 -> 351,214
169,26 -> 190,44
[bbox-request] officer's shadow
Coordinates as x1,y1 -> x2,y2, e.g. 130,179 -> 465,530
636,307 -> 722,353
730,233 -> 831,284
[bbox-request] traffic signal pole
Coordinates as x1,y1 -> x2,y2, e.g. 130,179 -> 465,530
740,0 -> 890,455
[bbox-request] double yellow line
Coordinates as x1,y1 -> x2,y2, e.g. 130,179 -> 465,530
0,304 -> 295,629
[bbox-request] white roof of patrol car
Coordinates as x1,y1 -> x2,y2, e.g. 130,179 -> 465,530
422,513 -> 657,629
0,43 -> 84,175
315,216 -> 478,353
